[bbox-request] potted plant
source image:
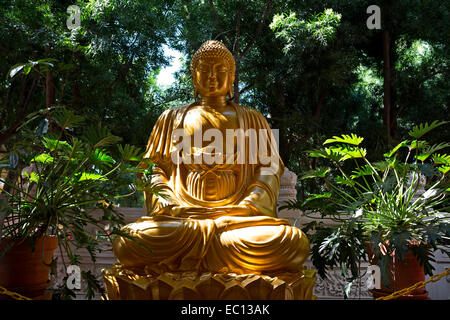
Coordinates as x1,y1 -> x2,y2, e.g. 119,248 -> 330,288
281,121 -> 450,299
0,107 -> 160,299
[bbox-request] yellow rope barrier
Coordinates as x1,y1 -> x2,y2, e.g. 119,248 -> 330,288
376,268 -> 450,300
0,285 -> 33,300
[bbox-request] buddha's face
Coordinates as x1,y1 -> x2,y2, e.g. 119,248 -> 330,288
195,57 -> 233,98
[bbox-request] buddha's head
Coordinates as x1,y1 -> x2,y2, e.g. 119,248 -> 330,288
190,40 -> 235,99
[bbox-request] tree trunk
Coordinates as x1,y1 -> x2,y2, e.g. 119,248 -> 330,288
233,10 -> 241,104
71,51 -> 81,109
234,61 -> 240,103
45,45 -> 55,108
272,85 -> 287,162
45,46 -> 58,133
382,29 -> 392,141
381,0 -> 398,142
45,70 -> 55,108
208,1 -> 272,104
0,78 -> 37,146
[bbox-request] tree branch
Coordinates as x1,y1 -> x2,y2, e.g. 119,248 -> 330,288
239,0 -> 272,59
239,83 -> 252,95
233,9 -> 241,103
208,0 -> 232,46
313,91 -> 325,121
0,78 -> 37,145
418,68 -> 450,86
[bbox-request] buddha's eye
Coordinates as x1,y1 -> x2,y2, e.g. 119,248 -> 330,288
198,65 -> 209,72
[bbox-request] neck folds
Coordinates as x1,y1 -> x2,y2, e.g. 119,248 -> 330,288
200,96 -> 227,109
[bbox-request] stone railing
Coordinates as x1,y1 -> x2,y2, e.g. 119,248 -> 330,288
54,168 -> 449,300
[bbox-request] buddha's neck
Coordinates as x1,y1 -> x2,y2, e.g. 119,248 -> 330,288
200,96 -> 227,108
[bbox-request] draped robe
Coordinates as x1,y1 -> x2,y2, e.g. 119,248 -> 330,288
113,102 -> 310,274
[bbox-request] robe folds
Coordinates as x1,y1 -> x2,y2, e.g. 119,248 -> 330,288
113,102 -> 310,274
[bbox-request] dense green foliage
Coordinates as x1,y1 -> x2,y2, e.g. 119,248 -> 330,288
281,121 -> 449,297
0,0 -> 176,148
1,1 -> 448,200
0,106 -> 161,299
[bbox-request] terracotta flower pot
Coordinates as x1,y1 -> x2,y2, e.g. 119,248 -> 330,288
366,242 -> 429,300
0,236 -> 58,299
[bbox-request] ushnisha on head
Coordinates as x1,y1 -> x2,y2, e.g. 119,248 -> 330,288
190,40 -> 235,99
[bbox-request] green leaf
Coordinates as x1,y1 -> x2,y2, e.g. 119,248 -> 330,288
416,163 -> 439,177
329,144 -> 367,159
31,153 -> 54,163
36,58 -> 58,65
373,161 -> 390,172
384,140 -> 409,158
438,166 -> 450,175
308,148 -> 346,162
374,175 -> 396,193
53,107 -> 85,129
301,167 -> 330,179
410,140 -> 429,150
118,144 -> 143,162
417,143 -> 450,162
335,175 -> 355,186
35,119 -> 49,137
42,137 -> 72,152
350,165 -> 373,179
324,133 -> 364,146
408,121 -> 448,139
416,154 -> 429,162
7,63 -> 25,79
90,149 -> 114,167
304,193 -> 332,203
84,125 -> 122,148
81,270 -> 105,300
78,172 -> 107,181
23,63 -> 32,75
433,154 -> 450,165
29,171 -> 40,183
344,282 -> 353,299
392,231 -> 411,260
9,153 -> 19,169
7,59 -> 57,79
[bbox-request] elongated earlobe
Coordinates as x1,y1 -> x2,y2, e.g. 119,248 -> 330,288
194,87 -> 199,99
193,76 -> 199,99
228,76 -> 234,99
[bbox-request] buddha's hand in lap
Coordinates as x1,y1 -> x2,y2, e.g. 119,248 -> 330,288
153,205 -> 254,219
214,215 -> 291,232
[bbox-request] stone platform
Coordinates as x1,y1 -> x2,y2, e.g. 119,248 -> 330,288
102,264 -> 316,300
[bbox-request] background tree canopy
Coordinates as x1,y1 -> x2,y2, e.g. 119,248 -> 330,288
1,0 -> 449,203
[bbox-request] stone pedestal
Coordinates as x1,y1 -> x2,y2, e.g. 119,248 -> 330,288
102,265 -> 316,300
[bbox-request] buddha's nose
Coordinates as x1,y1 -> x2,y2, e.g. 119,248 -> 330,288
208,69 -> 216,79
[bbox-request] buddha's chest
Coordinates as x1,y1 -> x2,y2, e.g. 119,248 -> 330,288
183,105 -> 239,134
180,106 -> 241,201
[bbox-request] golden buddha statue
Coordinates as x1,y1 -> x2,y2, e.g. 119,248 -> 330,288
104,41 -> 314,300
